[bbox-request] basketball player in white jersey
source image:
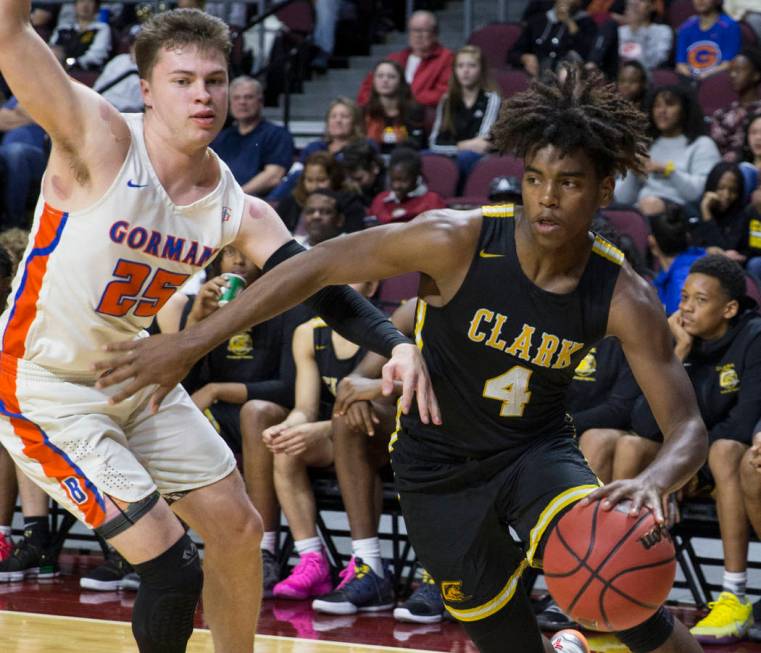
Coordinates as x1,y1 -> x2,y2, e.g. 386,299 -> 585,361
0,7 -> 436,653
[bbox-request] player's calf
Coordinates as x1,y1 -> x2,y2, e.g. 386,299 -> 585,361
131,533 -> 204,653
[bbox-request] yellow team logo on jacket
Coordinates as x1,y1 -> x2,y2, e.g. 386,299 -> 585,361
441,581 -> 472,603
227,333 -> 253,359
718,363 -> 740,394
573,348 -> 597,382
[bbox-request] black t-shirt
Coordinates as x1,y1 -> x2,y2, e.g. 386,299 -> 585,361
632,310 -> 761,444
567,336 -> 641,434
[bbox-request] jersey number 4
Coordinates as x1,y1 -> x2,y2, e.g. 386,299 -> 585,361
96,259 -> 190,318
483,365 -> 533,417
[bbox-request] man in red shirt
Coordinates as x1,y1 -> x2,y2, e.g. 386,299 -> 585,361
357,11 -> 453,109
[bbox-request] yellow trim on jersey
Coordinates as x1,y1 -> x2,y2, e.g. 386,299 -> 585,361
414,299 -> 427,351
525,483 -> 601,566
591,236 -> 625,266
387,399 -> 404,452
481,204 -> 515,218
310,317 -> 328,328
444,559 -> 530,622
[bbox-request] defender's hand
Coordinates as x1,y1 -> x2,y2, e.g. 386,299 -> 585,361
93,333 -> 194,412
580,477 -> 666,524
381,343 -> 441,426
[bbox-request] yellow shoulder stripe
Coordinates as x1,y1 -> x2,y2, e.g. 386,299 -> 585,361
310,317 -> 328,328
481,204 -> 515,218
592,236 -> 625,266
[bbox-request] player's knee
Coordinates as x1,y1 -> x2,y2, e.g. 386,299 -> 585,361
241,399 -> 286,431
213,497 -> 263,550
132,533 -> 204,653
614,606 -> 674,653
708,438 -> 746,478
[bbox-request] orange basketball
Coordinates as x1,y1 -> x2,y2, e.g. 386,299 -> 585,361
543,499 -> 676,632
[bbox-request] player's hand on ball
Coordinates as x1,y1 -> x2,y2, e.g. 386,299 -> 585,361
581,477 -> 666,524
93,333 -> 192,412
382,343 -> 441,426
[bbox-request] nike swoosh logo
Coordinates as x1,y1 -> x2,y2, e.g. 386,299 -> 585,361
479,249 -> 504,259
127,180 -> 149,188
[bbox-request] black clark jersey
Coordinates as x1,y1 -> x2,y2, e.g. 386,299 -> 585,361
396,205 -> 624,460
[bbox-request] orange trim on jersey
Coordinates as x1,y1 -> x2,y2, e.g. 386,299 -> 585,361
0,204 -> 106,528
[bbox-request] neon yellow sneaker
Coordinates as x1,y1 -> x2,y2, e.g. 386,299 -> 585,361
690,591 -> 753,644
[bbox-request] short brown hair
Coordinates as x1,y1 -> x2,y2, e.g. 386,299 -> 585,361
135,9 -> 231,80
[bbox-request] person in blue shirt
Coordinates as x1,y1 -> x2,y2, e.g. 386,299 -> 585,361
649,204 -> 706,315
0,96 -> 48,229
211,76 -> 294,197
676,0 -> 741,80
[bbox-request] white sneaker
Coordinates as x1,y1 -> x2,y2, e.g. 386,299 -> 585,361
551,629 -> 590,653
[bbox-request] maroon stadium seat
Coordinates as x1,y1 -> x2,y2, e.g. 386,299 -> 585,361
494,69 -> 531,99
651,68 -> 680,87
450,155 -> 525,208
378,273 -> 420,312
741,21 -> 759,48
698,71 -> 738,116
421,154 -> 459,200
666,0 -> 694,29
746,275 -> 761,310
467,22 -> 523,72
275,0 -> 315,34
601,208 -> 651,257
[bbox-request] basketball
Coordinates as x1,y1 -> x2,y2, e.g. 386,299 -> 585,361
543,499 -> 676,632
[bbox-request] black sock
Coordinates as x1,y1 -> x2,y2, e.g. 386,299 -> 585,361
23,516 -> 50,548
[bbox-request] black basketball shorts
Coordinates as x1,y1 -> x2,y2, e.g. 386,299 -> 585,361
391,433 -> 601,623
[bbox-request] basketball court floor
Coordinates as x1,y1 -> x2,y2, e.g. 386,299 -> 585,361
1,553 -> 760,653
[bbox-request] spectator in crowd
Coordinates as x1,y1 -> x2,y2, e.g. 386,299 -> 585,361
212,76 -> 294,197
0,227 -> 30,273
264,284 -> 375,601
572,337 -> 641,484
741,110 -> 761,174
0,245 -> 14,560
180,246 -> 301,456
277,151 -> 366,233
428,45 -> 501,188
368,148 -> 445,224
298,189 -> 350,248
508,0 -> 598,77
340,140 -> 386,207
614,84 -> 721,215
618,0 -> 673,70
311,0 -> 338,73
93,23 -> 142,113
692,162 -> 749,264
626,256 -> 761,644
357,11 -> 453,109
711,48 -> 761,161
676,0 -> 741,80
0,97 -> 47,229
616,59 -> 650,112
313,299 -> 445,622
742,185 -> 761,281
269,97 -> 368,201
49,0 -> 112,71
30,2 -> 60,39
649,205 -> 706,315
205,1 -> 249,29
363,60 -> 425,154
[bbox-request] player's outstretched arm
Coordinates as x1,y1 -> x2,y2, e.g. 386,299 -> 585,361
0,2 -> 103,154
582,266 -> 708,523
95,201 -> 465,418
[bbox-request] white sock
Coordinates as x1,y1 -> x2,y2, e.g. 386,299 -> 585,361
0,526 -> 10,537
295,536 -> 322,556
352,537 -> 383,576
260,531 -> 277,555
723,570 -> 747,599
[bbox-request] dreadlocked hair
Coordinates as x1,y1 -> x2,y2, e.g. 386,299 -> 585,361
492,66 -> 649,179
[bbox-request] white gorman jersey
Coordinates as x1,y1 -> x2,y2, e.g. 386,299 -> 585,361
0,113 -> 245,375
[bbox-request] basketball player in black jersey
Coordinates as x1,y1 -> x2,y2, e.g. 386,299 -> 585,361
99,68 -> 708,653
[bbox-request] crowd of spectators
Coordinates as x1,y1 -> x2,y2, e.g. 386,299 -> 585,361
3,0 -> 761,644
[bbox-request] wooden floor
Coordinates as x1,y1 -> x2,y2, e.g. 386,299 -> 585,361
1,553 -> 761,652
